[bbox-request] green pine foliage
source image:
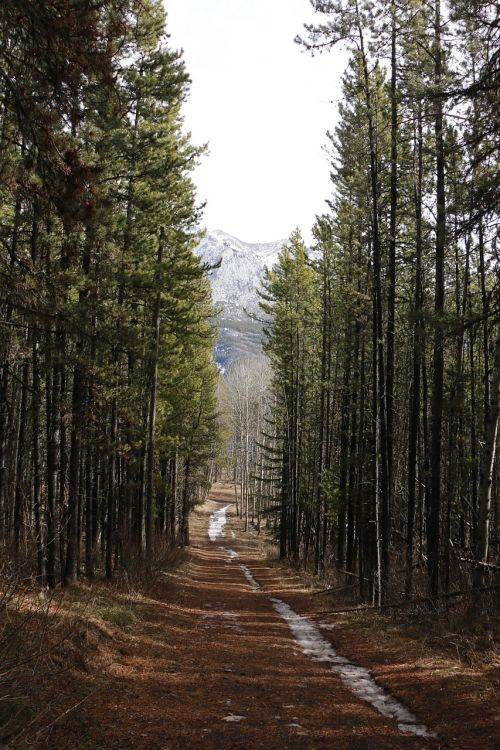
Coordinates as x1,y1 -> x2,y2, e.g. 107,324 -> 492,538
0,0 -> 220,584
261,0 -> 499,604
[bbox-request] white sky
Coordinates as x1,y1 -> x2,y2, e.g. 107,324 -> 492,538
165,0 -> 346,244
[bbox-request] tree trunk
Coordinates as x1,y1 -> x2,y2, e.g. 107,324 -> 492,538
386,0 -> 398,512
32,339 -> 45,583
145,229 -> 164,570
428,0 -> 446,598
474,331 -> 500,588
64,366 -> 84,584
406,101 -> 423,598
355,2 -> 390,602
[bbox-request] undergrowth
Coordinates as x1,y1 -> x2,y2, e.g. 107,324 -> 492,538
0,542 -> 185,748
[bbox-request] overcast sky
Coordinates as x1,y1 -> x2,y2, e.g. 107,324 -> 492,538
165,0 -> 346,244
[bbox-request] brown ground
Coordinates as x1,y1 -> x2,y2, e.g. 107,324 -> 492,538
24,482 -> 499,750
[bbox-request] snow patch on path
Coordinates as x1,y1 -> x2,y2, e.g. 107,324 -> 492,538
208,505 -> 231,541
240,564 -> 261,591
271,597 -> 435,739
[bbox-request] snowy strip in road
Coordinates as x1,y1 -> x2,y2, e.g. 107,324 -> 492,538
271,597 -> 435,739
208,505 -> 231,541
240,564 -> 261,591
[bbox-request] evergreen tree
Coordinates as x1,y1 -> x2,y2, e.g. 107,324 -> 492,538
0,0 -> 219,584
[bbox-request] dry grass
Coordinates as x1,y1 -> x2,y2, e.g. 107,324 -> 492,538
0,542 -> 186,749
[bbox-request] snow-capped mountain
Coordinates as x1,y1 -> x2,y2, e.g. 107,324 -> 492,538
195,230 -> 285,368
196,230 -> 284,319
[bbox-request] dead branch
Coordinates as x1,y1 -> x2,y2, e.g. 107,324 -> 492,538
320,584 -> 500,615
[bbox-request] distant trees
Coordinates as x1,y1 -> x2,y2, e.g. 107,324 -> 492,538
258,0 -> 499,604
222,358 -> 273,532
0,0 -> 219,584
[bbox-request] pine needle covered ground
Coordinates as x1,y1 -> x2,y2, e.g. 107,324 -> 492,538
2,484 -> 498,749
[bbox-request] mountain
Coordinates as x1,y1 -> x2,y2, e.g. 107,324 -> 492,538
195,230 -> 285,369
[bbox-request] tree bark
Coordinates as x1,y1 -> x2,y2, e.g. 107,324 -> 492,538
145,229 -> 164,570
474,330 -> 500,588
428,0 -> 446,598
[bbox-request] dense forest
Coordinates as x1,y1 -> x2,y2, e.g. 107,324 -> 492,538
227,0 -> 499,607
1,0 -> 499,610
0,1 -> 499,747
0,0 -> 219,586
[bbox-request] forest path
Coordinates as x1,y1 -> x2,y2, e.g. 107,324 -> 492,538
59,482 -> 448,750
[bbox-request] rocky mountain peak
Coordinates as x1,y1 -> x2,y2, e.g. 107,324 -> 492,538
195,230 -> 285,368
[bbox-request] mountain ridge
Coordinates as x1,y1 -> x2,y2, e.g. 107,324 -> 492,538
195,229 -> 285,368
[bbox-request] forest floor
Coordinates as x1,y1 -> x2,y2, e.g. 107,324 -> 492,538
7,482 -> 499,750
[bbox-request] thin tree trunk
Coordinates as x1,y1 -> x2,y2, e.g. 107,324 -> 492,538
64,366 -> 84,584
145,229 -> 164,570
428,0 -> 446,598
32,339 -> 45,582
106,397 -> 117,579
386,0 -> 398,512
355,2 -> 390,602
406,102 -> 423,597
474,331 -> 500,588
13,357 -> 28,561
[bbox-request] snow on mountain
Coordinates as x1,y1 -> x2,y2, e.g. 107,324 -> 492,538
195,230 -> 285,369
196,230 -> 284,319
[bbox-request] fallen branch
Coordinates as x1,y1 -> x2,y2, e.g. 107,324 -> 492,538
42,693 -> 92,731
337,568 -> 371,583
313,582 -> 359,596
456,557 -> 500,571
320,584 -> 500,615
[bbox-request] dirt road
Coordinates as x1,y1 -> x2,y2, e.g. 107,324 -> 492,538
54,485 -> 459,749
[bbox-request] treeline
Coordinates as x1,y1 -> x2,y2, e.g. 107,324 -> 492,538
221,358 -> 273,531
260,0 -> 499,604
0,1 -> 218,586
